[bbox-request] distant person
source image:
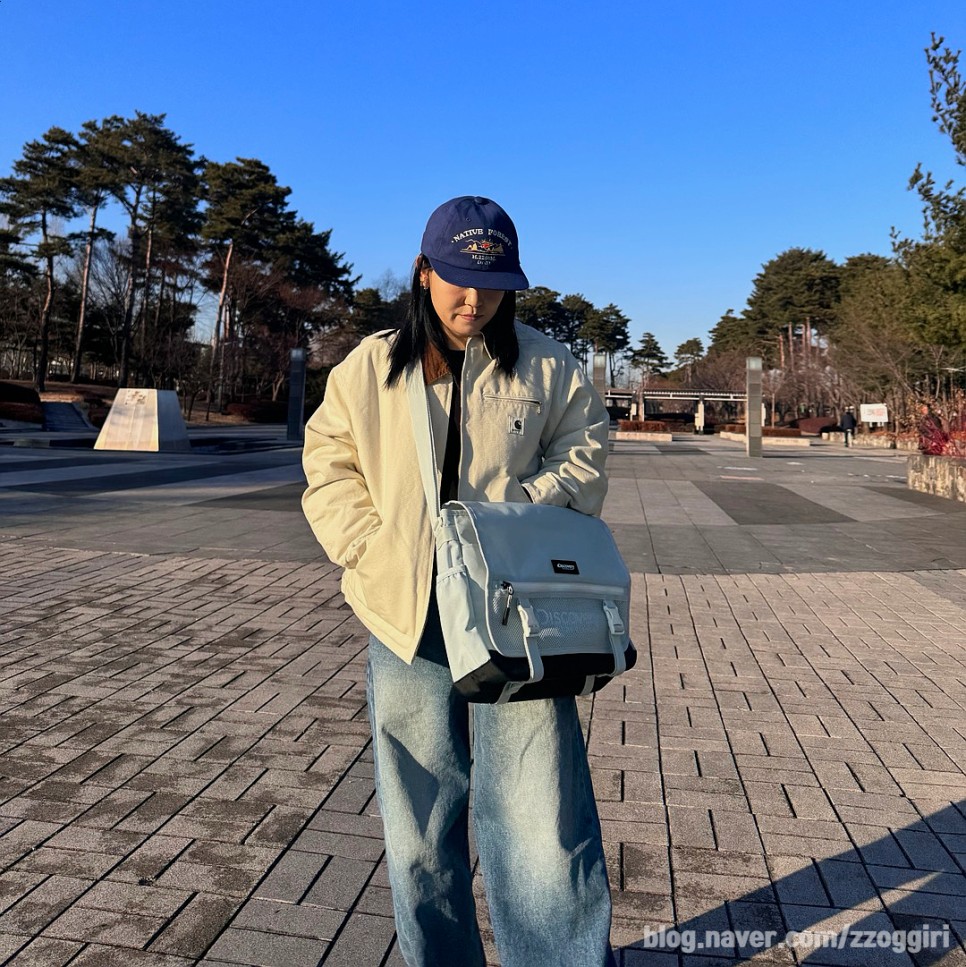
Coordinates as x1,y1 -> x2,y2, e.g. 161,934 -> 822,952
840,407 -> 857,447
301,196 -> 616,966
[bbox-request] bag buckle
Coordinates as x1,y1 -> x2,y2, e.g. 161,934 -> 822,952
518,601 -> 540,638
602,601 -> 625,636
515,598 -> 545,683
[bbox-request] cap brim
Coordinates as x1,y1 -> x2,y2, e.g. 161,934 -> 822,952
428,257 -> 529,291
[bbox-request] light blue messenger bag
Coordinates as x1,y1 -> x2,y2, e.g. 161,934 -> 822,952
407,368 -> 637,703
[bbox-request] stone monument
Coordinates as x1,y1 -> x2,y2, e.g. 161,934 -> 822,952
287,348 -> 307,442
94,388 -> 191,452
746,357 -> 763,458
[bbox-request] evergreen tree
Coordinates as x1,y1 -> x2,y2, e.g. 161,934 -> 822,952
350,287 -> 395,337
708,308 -> 756,356
580,303 -> 631,384
908,33 -> 966,265
742,248 -> 841,366
516,286 -> 566,341
97,113 -> 200,386
70,118 -> 120,382
202,157 -> 293,406
0,221 -> 39,377
0,126 -> 79,390
674,337 -> 704,383
559,294 -> 595,361
629,332 -> 669,376
902,34 -> 966,358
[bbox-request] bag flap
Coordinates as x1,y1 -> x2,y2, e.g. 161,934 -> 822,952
451,501 -> 629,592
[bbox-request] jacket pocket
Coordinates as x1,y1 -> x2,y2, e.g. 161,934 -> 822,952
344,522 -> 382,569
351,523 -> 395,615
482,394 -> 543,413
481,393 -> 546,447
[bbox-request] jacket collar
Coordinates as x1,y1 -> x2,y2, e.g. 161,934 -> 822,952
421,342 -> 451,385
421,333 -> 494,384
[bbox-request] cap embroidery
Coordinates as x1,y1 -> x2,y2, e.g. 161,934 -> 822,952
460,240 -> 505,256
450,228 -> 513,247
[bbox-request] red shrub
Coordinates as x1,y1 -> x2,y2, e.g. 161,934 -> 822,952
792,416 -> 838,436
618,419 -> 669,432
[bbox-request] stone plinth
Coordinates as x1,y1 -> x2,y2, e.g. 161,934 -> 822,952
718,431 -> 811,447
612,431 -> 673,442
94,389 -> 191,452
908,452 -> 966,503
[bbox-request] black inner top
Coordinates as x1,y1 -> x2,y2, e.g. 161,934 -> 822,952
440,348 -> 465,503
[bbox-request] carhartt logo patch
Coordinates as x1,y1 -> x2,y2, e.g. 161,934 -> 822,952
551,559 -> 579,575
508,416 -> 525,435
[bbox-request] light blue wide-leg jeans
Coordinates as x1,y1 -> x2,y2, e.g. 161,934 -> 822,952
366,598 -> 615,967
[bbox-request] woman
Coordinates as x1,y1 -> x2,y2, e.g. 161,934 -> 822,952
302,196 -> 615,966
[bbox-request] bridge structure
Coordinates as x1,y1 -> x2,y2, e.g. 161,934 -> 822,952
637,389 -> 746,403
602,387 -> 749,428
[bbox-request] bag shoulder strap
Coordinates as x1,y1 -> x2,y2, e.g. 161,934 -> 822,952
406,365 -> 441,521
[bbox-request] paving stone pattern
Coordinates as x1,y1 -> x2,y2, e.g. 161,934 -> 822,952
0,438 -> 964,965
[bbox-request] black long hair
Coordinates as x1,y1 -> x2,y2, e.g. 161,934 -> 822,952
384,255 -> 519,388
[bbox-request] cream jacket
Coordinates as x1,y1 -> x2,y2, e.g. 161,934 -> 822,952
301,322 -> 609,662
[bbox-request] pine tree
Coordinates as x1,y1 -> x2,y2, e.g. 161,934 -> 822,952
674,337 -> 704,383
629,332 -> 669,376
97,113 -> 200,386
70,119 -> 120,382
0,127 -> 79,390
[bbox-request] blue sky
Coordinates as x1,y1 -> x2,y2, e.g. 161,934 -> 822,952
2,0 -> 965,357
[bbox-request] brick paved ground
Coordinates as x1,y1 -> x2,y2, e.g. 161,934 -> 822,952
0,436 -> 964,965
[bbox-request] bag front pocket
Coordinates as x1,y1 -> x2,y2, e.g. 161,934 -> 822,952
436,565 -> 490,682
486,580 -> 630,660
436,566 -> 476,633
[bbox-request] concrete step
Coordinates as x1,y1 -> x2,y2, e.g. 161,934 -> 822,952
42,401 -> 96,432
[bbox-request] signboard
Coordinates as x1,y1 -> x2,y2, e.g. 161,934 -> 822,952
859,403 -> 888,424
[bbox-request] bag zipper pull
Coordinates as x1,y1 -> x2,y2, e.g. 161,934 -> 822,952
500,582 -> 514,625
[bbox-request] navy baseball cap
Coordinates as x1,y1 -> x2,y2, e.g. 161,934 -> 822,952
420,196 -> 530,291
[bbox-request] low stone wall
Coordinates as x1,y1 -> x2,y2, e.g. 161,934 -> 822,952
908,453 -> 966,503
612,430 -> 673,442
718,431 -> 811,447
851,434 -> 894,449
850,434 -> 919,451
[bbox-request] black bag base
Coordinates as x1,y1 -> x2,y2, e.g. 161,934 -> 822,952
453,642 -> 638,703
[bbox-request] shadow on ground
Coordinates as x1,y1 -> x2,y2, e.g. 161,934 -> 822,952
621,801 -> 964,965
